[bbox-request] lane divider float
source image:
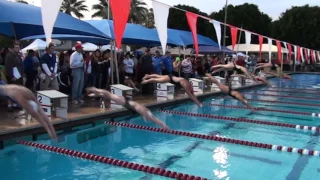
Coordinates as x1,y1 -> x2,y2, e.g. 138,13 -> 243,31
227,97 -> 320,107
105,122 -> 320,157
269,87 -> 320,92
17,140 -> 207,180
158,110 -> 319,133
204,103 -> 320,117
244,92 -> 320,101
257,89 -> 320,95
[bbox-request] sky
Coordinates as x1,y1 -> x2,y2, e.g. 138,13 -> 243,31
26,0 -> 320,21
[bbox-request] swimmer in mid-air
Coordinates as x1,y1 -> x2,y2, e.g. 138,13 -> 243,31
254,60 -> 293,80
0,85 -> 57,140
205,74 -> 256,112
141,74 -> 202,107
86,87 -> 169,130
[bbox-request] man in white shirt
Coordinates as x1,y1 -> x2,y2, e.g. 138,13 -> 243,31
40,43 -> 59,91
70,44 -> 85,104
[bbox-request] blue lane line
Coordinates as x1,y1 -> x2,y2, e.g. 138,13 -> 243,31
286,126 -> 320,179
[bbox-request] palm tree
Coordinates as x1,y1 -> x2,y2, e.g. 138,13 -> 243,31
60,0 -> 88,19
91,0 -> 148,24
145,8 -> 154,28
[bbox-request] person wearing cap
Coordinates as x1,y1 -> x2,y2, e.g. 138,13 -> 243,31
70,43 -> 85,104
172,55 -> 182,77
39,43 -> 59,91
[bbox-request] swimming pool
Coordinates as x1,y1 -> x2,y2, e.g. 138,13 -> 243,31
1,74 -> 320,179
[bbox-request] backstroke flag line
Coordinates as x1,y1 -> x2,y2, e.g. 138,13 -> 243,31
301,47 -> 305,62
245,31 -> 251,55
186,12 -> 199,56
268,38 -> 272,61
287,43 -> 292,62
152,1 -> 170,55
283,42 -> 288,61
40,0 -> 63,44
293,45 -> 297,62
110,0 -> 131,49
230,26 -> 238,51
210,20 -> 221,49
276,40 -> 282,64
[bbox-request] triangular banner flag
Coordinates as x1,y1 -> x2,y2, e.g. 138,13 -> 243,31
230,26 -> 238,51
300,47 -> 304,62
268,38 -> 272,61
210,20 -> 221,50
287,43 -> 292,62
110,0 -> 131,49
152,1 -> 170,55
283,42 -> 288,62
41,0 -> 63,44
245,31 -> 251,55
186,12 -> 199,56
276,40 -> 282,64
258,35 -> 263,62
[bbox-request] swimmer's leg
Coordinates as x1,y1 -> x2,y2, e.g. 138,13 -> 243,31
144,110 -> 169,130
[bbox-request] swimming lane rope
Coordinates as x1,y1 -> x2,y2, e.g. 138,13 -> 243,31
244,92 -> 320,101
105,122 -> 320,157
204,103 -> 320,117
158,110 -> 319,134
258,89 -> 320,95
232,97 -> 320,107
17,140 -> 207,180
269,87 -> 320,92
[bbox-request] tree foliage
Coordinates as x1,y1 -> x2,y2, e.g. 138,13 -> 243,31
271,5 -> 320,49
60,0 -> 88,19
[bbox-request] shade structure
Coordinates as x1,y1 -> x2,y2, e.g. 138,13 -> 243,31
21,39 -> 47,53
227,44 -> 288,53
167,29 -> 218,47
198,45 -> 234,54
0,1 -> 110,39
86,19 -> 175,46
71,42 -> 120,52
21,34 -> 110,45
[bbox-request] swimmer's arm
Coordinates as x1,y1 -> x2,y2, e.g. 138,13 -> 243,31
101,91 -> 126,105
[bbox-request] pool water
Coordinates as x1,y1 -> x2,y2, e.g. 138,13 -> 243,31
1,74 -> 320,179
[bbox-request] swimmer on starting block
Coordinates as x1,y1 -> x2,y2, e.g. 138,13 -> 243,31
141,74 -> 202,107
86,87 -> 169,130
205,74 -> 256,112
0,85 -> 57,140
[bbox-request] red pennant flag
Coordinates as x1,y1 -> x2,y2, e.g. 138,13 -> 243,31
276,40 -> 282,64
258,35 -> 263,62
297,46 -> 301,62
311,50 -> 315,63
287,43 -> 292,62
186,12 -> 199,56
304,48 -> 308,62
230,26 -> 238,51
110,0 -> 131,49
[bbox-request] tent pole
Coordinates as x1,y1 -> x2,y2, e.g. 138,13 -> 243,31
110,41 -> 114,85
114,42 -> 119,84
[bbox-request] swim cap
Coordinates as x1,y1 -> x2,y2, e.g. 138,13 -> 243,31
175,57 -> 180,62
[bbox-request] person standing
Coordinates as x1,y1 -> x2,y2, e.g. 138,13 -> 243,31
70,44 -> 85,104
162,51 -> 173,75
181,55 -> 192,79
40,43 -> 59,91
24,50 -> 39,92
137,48 -> 153,95
5,42 -> 24,111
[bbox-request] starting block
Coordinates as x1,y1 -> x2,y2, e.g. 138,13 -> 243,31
37,90 -> 68,120
245,79 -> 255,84
110,84 -> 133,109
189,78 -> 204,94
156,83 -> 174,101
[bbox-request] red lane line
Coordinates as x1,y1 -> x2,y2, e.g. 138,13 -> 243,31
158,109 -> 319,133
204,103 -> 318,117
258,89 -> 320,95
17,140 -> 206,180
105,122 -> 320,157
244,98 -> 320,107
270,87 -> 320,92
245,92 -> 320,101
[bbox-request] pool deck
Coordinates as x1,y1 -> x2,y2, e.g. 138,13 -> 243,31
0,81 -> 265,144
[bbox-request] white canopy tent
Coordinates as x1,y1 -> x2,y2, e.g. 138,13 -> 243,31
72,42 -> 120,52
21,39 -> 47,53
227,44 -> 288,53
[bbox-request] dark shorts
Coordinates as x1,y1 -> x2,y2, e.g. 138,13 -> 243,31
125,72 -> 133,79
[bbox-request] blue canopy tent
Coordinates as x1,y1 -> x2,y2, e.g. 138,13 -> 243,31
167,29 -> 218,47
199,46 -> 234,54
0,1 -> 110,39
21,34 -> 110,45
86,20 -> 185,47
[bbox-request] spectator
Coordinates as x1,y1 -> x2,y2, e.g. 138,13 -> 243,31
181,55 -> 192,79
173,55 -> 182,77
162,51 -> 173,75
83,51 -> 93,89
24,50 -> 39,92
90,50 -> 103,89
102,50 -> 111,89
70,44 -> 85,104
5,43 -> 23,111
152,50 -> 162,75
58,51 -> 71,95
123,52 -> 134,78
40,43 -> 59,90
137,48 -> 153,95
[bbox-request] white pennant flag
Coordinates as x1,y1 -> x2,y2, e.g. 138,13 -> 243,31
152,1 -> 170,55
317,51 -> 320,62
294,45 -> 297,62
313,50 -> 316,62
300,47 -> 305,62
210,20 -> 222,49
283,42 -> 288,61
307,49 -> 310,61
268,38 -> 272,61
245,31 -> 251,55
41,0 -> 63,45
